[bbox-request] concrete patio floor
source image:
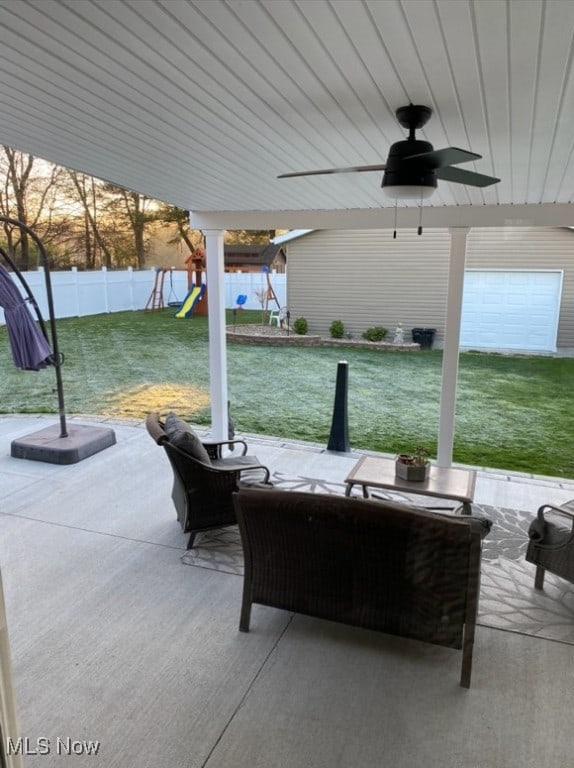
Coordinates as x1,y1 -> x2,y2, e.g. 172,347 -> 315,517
1,415 -> 573,767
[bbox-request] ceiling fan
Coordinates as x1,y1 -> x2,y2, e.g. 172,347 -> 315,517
278,104 -> 500,199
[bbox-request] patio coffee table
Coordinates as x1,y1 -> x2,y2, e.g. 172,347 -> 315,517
344,455 -> 476,515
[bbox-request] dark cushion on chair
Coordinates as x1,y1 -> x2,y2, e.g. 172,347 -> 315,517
529,517 -> 570,545
164,413 -> 211,465
432,513 -> 493,540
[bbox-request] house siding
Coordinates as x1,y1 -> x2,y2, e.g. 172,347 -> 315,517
286,227 -> 574,349
465,228 -> 574,348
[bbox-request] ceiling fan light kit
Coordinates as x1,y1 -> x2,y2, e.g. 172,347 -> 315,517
383,184 -> 435,200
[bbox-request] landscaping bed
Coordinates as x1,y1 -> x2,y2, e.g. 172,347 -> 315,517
227,324 -> 420,350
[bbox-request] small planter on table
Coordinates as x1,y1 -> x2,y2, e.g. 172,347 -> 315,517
395,447 -> 431,483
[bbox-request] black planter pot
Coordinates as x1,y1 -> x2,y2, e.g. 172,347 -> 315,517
411,327 -> 436,349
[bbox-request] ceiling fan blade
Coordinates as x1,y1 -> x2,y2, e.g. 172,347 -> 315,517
278,163 -> 387,178
403,146 -> 481,170
435,166 -> 500,187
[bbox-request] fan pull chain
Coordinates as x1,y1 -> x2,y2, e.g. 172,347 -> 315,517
393,198 -> 398,239
418,185 -> 424,236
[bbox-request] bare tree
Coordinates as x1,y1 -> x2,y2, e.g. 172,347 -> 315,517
0,149 -> 209,271
154,204 -> 203,256
225,229 -> 275,244
0,147 -> 64,269
68,171 -> 113,268
104,186 -> 155,268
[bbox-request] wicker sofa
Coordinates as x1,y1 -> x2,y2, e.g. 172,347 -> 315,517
233,488 -> 490,688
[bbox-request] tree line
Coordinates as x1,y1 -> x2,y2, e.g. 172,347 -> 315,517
0,147 -> 273,271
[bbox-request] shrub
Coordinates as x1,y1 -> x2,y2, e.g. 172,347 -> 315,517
329,319 -> 345,339
362,326 -> 388,342
293,317 -> 308,335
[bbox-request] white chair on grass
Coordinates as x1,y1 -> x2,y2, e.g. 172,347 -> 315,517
269,307 -> 288,327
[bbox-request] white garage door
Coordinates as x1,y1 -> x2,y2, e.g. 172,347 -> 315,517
460,270 -> 562,352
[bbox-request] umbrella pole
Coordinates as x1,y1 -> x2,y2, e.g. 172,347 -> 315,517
0,216 -> 67,437
39,242 -> 67,438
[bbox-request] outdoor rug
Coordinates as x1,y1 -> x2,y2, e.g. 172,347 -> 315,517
181,472 -> 574,645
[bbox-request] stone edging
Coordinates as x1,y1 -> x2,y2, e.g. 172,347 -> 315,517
226,326 -> 420,350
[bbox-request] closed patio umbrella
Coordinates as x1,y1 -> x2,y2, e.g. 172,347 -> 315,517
0,262 -> 53,371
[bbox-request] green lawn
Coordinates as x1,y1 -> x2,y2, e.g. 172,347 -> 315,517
1,309 -> 573,478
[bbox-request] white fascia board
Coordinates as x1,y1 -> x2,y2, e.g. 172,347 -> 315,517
272,229 -> 314,245
190,203 -> 574,231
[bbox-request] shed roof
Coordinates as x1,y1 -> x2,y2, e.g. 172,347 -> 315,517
224,243 -> 285,268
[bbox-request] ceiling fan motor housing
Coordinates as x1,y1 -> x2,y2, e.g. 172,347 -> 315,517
382,139 -> 437,193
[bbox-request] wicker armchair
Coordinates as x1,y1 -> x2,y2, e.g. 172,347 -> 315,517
233,487 -> 487,688
146,412 -> 271,548
526,502 -> 574,589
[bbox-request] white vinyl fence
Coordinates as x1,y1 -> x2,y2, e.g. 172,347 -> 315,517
0,267 -> 286,325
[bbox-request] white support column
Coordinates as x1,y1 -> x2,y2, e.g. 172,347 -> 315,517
437,227 -> 470,467
203,229 -> 228,441
0,572 -> 24,768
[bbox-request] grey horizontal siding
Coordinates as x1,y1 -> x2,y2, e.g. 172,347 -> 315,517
287,229 -> 451,343
287,227 -> 574,348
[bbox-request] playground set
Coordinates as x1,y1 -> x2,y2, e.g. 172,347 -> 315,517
145,252 -> 207,318
146,257 -> 286,326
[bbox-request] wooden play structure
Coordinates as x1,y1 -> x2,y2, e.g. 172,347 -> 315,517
145,250 -> 208,316
145,268 -> 168,311
185,252 -> 208,316
260,266 -> 287,327
260,266 -> 281,314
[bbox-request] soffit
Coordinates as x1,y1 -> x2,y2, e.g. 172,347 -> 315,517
0,0 -> 573,226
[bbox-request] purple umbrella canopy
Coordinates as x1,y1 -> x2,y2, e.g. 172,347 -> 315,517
0,262 -> 53,371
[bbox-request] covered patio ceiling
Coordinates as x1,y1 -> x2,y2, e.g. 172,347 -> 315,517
0,0 -> 574,230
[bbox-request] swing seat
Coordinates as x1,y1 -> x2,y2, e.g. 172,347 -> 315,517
166,268 -> 181,308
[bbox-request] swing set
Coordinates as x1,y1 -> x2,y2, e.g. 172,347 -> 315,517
145,252 -> 207,315
145,267 -> 186,311
260,266 -> 288,327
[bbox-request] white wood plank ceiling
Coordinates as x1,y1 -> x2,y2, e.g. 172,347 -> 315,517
0,0 -> 574,226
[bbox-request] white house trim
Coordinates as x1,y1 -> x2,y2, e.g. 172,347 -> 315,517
272,229 -> 314,245
191,203 -> 574,232
203,229 -> 228,442
438,228 -> 469,467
